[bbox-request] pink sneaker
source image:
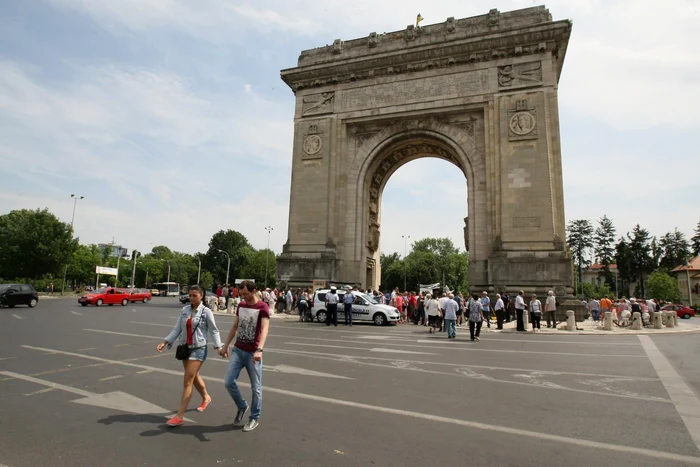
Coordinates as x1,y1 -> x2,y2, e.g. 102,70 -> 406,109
196,398 -> 212,412
166,416 -> 184,427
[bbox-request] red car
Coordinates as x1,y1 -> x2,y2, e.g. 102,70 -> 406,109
127,288 -> 152,303
78,287 -> 130,307
661,304 -> 696,319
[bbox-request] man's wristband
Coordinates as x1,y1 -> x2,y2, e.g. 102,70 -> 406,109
256,348 -> 263,353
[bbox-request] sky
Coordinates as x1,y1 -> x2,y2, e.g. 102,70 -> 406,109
0,0 -> 698,258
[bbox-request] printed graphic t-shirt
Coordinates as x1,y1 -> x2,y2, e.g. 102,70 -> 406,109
235,300 -> 270,353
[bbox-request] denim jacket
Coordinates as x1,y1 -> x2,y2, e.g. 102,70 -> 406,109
164,303 -> 222,349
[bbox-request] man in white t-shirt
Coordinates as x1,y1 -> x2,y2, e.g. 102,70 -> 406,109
545,290 -> 557,328
438,293 -> 449,332
515,290 -> 527,332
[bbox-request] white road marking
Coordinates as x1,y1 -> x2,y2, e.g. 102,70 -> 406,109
84,329 -> 161,339
77,348 -> 96,351
136,370 -> 153,374
98,375 -> 124,381
0,357 -> 17,361
71,311 -> 83,316
0,370 -> 188,420
211,361 -> 351,380
284,342 -> 436,355
639,335 -> 700,453
130,322 -> 171,327
11,314 -> 23,320
24,387 -> 57,396
265,348 -> 659,380
266,348 -> 668,403
15,346 -> 700,465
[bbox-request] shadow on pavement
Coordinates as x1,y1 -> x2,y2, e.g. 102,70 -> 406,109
97,413 -> 238,442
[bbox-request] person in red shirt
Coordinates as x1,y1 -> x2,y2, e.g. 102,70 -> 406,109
396,293 -> 404,322
408,292 -> 418,323
220,280 -> 270,432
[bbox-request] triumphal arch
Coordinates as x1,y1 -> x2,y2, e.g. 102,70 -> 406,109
277,6 -> 574,295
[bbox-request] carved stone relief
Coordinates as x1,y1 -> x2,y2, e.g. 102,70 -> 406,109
302,92 -> 335,116
356,132 -> 378,150
508,98 -> 538,141
498,61 -> 542,87
302,135 -> 323,155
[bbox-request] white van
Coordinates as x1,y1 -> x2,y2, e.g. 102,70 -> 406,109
311,289 -> 400,326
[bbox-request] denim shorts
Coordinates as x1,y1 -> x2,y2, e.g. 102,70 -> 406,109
188,346 -> 208,362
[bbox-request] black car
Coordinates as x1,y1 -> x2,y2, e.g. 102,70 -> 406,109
0,284 -> 39,308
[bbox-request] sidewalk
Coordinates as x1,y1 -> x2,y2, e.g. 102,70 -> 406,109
475,317 -> 700,336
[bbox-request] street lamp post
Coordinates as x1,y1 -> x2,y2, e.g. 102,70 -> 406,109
264,226 -> 273,289
196,254 -> 202,285
217,249 -> 230,286
62,194 -> 84,295
686,260 -> 694,307
401,235 -> 411,291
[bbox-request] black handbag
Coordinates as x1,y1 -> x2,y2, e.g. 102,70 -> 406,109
175,312 -> 204,360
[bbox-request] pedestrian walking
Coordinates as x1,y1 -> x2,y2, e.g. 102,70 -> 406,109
530,294 -> 542,332
157,285 -> 222,427
343,286 -> 354,326
220,280 -> 270,432
480,291 -> 491,328
545,290 -> 557,328
589,297 -> 601,322
325,286 -> 339,326
468,293 -> 484,341
515,290 -> 527,332
502,292 -> 511,322
494,293 -> 505,329
443,293 -> 459,339
455,292 -> 464,327
425,293 -> 440,332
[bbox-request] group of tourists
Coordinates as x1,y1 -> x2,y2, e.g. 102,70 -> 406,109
581,296 -> 661,327
158,280 -> 269,432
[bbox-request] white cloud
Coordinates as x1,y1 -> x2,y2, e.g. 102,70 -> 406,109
243,84 -> 252,93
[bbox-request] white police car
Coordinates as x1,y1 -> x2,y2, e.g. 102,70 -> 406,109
311,289 -> 400,325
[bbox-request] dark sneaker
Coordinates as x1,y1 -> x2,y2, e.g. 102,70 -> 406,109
243,419 -> 259,432
234,405 -> 249,425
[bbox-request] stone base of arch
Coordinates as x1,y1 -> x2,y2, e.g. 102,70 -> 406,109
277,6 -> 574,295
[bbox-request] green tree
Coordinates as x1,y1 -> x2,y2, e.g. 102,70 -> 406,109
627,225 -> 654,297
659,229 -> 691,270
0,208 -> 78,279
566,219 -> 594,295
66,244 -> 101,287
240,248 -> 277,288
199,271 -> 214,291
647,271 -> 681,302
594,215 -> 616,288
380,252 -> 401,289
204,230 -> 252,284
691,221 -> 700,256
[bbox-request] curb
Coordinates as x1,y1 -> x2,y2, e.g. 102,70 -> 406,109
480,325 -> 700,336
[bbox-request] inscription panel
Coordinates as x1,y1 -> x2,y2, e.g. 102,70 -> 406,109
513,216 -> 541,228
297,223 -> 319,234
342,69 -> 489,112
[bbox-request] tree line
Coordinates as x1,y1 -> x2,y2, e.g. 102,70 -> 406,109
0,208 -> 277,292
567,216 -> 700,302
380,237 -> 469,292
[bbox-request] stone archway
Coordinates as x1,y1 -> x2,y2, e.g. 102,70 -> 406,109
277,6 -> 574,295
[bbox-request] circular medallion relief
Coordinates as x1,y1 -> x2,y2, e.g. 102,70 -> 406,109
509,111 -> 536,136
303,135 -> 323,155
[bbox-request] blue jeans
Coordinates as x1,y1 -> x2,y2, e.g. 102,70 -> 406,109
446,319 -> 457,338
592,309 -> 600,321
225,347 -> 263,421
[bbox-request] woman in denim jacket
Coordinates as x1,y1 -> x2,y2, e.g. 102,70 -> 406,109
157,285 -> 222,426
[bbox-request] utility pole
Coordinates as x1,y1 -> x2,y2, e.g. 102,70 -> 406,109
264,226 -> 273,289
61,194 -> 84,294
402,235 -> 410,291
686,260 -> 694,307
196,254 -> 201,285
130,250 -> 140,287
217,250 -> 230,286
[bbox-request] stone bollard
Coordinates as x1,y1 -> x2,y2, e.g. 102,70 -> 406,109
603,311 -> 613,330
661,311 -> 669,326
227,301 -> 236,314
566,310 -> 576,331
674,311 -> 678,327
523,310 -> 530,328
667,311 -> 676,328
205,296 -> 218,310
632,312 -> 642,330
654,312 -> 663,329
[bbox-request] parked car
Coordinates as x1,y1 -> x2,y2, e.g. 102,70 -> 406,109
0,284 -> 39,308
127,289 -> 152,303
661,304 -> 696,319
78,287 -> 129,307
311,289 -> 400,325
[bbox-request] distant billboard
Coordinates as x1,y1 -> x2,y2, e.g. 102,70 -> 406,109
95,266 -> 118,276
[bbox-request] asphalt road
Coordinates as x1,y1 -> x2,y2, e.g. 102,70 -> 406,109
2,298 -> 700,466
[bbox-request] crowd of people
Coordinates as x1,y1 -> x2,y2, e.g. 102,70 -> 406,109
581,296 -> 663,327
